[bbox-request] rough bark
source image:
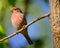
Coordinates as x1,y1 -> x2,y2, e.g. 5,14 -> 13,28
49,0 -> 60,48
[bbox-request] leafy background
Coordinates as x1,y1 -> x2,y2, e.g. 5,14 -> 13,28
0,0 -> 53,48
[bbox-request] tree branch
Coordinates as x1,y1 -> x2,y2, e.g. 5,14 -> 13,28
0,12 -> 50,42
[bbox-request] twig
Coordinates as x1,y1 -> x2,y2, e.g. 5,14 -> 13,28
0,12 -> 50,42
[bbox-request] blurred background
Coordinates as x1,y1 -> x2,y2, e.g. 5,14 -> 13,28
0,0 -> 53,48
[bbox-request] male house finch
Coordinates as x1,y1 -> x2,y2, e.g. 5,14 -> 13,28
11,7 -> 33,44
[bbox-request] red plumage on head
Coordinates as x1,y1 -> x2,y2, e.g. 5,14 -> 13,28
11,7 -> 22,13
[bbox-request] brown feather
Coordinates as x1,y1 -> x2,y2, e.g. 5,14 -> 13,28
11,7 -> 33,44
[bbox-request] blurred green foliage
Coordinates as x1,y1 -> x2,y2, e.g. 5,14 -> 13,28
0,0 -> 8,48
0,23 -> 8,48
0,24 -> 6,38
8,0 -> 16,6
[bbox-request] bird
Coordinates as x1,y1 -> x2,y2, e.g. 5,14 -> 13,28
11,7 -> 33,45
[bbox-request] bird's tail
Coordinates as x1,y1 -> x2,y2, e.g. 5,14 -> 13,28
21,29 -> 33,45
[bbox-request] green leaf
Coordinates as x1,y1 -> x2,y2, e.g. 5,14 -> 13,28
8,0 -> 17,6
0,24 -> 6,38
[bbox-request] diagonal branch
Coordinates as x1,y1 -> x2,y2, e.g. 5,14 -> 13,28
0,12 -> 50,42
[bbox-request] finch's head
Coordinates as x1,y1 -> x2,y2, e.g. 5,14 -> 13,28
11,7 -> 22,13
